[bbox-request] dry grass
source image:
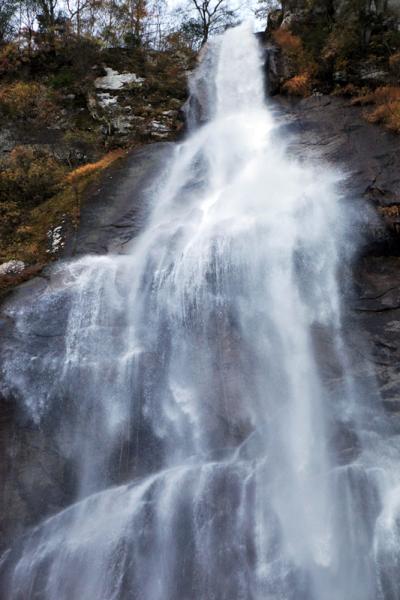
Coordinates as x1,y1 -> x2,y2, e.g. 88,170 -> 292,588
65,149 -> 126,183
353,86 -> 400,133
0,147 -> 128,289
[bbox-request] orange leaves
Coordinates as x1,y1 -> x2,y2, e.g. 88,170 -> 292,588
283,73 -> 312,96
353,86 -> 400,134
65,149 -> 126,183
389,52 -> 400,76
272,27 -> 317,97
272,29 -> 303,54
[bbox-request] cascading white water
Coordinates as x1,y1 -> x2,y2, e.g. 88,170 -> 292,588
1,22 -> 400,600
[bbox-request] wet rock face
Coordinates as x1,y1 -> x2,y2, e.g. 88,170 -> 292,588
0,392 -> 78,548
0,142 -> 173,551
351,256 -> 400,416
0,90 -> 399,562
67,142 -> 173,256
272,93 -> 400,422
273,95 -> 400,244
264,46 -> 289,95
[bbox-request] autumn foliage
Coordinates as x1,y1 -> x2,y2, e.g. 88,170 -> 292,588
0,146 -> 66,251
353,86 -> 400,134
272,29 -> 316,97
0,146 -> 66,207
66,150 -> 126,183
283,74 -> 312,96
272,29 -> 303,54
0,81 -> 57,122
389,52 -> 400,76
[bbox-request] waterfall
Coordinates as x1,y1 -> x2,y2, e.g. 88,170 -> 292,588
1,22 -> 400,600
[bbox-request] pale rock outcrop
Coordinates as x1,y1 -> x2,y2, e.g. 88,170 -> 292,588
94,67 -> 144,91
0,261 -> 25,276
89,66 -> 178,139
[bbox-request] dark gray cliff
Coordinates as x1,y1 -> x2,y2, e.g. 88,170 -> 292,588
0,142 -> 173,549
274,95 -> 400,241
1,96 -> 400,553
273,93 -> 400,419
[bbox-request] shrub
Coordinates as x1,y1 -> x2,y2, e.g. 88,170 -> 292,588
322,25 -> 361,64
0,146 -> 66,208
273,28 -> 317,95
273,29 -> 302,53
0,200 -> 22,239
0,81 -> 57,122
332,83 -> 361,97
353,86 -> 400,133
49,69 -> 75,89
389,51 -> 400,76
0,43 -> 24,76
63,129 -> 101,149
283,73 -> 312,96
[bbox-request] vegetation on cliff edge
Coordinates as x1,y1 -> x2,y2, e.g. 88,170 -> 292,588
265,0 -> 400,118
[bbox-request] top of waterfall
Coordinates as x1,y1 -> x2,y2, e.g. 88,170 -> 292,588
186,22 -> 266,128
215,23 -> 266,116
